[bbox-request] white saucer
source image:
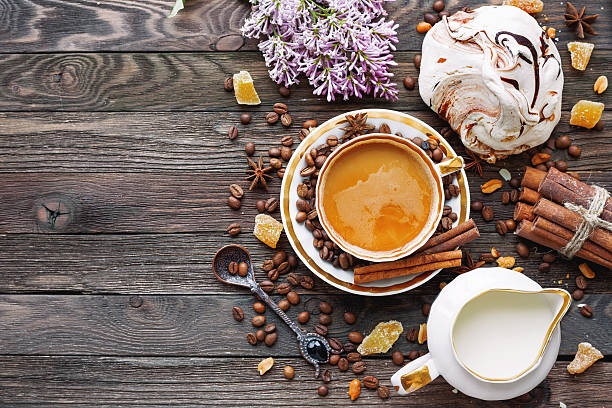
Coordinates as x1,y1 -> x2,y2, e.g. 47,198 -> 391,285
280,109 -> 470,296
427,267 -> 560,400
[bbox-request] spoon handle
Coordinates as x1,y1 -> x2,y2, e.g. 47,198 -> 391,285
251,284 -> 305,338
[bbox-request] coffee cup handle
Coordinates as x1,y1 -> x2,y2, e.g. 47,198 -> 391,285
390,353 -> 440,395
435,156 -> 465,177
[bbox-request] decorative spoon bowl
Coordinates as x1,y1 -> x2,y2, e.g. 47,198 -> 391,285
212,244 -> 336,377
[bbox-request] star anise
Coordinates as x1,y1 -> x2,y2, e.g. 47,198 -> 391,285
246,156 -> 273,191
564,2 -> 598,39
339,112 -> 375,141
463,149 -> 483,178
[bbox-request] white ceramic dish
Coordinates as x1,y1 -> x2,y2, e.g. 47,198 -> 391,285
391,268 -> 562,400
279,109 -> 470,296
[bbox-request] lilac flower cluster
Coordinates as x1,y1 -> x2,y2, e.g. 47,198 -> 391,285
241,0 -> 399,101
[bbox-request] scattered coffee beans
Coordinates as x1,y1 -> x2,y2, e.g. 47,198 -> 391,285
226,222 -> 241,236
576,275 -> 587,290
329,354 -> 340,365
247,332 -> 257,345
572,289 -> 584,301
228,261 -> 238,275
392,351 -> 404,366
568,145 -> 581,158
542,253 -> 557,263
279,87 -> 291,97
319,314 -> 332,326
227,196 -> 241,210
240,113 -> 251,125
516,242 -> 530,258
252,315 -> 266,327
278,299 -> 290,312
408,350 -> 420,360
224,77 -> 234,91
314,324 -> 328,336
504,219 -> 516,232
538,262 -> 551,273
238,262 -> 248,277
433,0 -> 445,12
555,135 -> 571,149
421,303 -> 431,317
348,331 -> 364,344
318,385 -> 328,396
403,75 -> 415,90
228,125 -> 238,140
253,302 -> 265,314
321,368 -> 331,383
363,375 -> 379,389
347,352 -> 362,363
580,305 -> 593,318
481,206 -> 494,221
406,327 -> 418,343
277,283 -> 291,295
287,291 -> 300,305
496,220 -> 508,235
256,199 -> 266,213
338,358 -> 349,371
352,361 -> 366,374
319,301 -> 333,314
377,385 -> 390,400
343,312 -> 356,324
343,342 -> 357,353
232,306 -> 244,321
297,311 -> 310,324
265,332 -> 278,346
266,112 -> 279,124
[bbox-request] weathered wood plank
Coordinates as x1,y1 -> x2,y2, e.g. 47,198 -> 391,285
0,356 -> 609,407
0,111 -> 610,173
1,231 -> 610,295
0,294 -> 608,356
1,0 -> 610,52
0,51 -> 609,112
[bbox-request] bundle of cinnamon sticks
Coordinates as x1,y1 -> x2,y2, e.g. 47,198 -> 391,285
353,219 -> 479,284
515,166 -> 612,269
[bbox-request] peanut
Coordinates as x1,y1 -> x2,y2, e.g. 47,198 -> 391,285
579,263 -> 595,279
481,179 -> 503,194
594,75 -> 608,94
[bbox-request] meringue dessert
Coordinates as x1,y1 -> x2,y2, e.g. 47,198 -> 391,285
419,6 -> 563,162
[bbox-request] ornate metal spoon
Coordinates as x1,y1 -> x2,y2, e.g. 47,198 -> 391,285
212,244 -> 335,377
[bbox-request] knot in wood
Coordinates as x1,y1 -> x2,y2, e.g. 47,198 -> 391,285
34,194 -> 74,231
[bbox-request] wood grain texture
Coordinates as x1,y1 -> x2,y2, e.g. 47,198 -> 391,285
0,51 -> 609,112
0,356 -> 610,407
1,0 -> 610,52
0,294 -> 609,356
0,111 -> 610,173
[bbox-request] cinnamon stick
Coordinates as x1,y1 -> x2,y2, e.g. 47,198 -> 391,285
354,259 -> 462,284
546,167 -> 612,214
516,220 -> 612,269
354,250 -> 463,275
522,166 -> 546,190
416,219 -> 476,252
519,187 -> 540,204
533,217 -> 612,262
422,227 -> 480,254
514,202 -> 535,222
533,198 -> 612,253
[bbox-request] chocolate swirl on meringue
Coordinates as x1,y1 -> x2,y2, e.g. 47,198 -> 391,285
419,6 -> 563,162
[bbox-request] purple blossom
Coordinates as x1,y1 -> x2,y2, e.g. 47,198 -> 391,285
241,0 -> 398,101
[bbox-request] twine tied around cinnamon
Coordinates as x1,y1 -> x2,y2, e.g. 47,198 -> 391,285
559,185 -> 612,259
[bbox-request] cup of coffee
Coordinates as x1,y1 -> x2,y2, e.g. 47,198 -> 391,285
315,133 -> 464,262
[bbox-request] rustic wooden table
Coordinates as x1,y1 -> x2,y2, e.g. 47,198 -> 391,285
0,0 -> 610,406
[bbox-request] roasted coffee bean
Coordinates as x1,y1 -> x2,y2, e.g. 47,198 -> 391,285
449,212 -> 458,222
255,329 -> 266,341
326,135 -> 338,146
300,166 -> 316,177
406,327 -> 419,343
471,201 -> 483,212
238,262 -> 248,277
572,289 -> 584,301
273,102 -> 288,115
224,76 -> 234,91
542,253 -> 557,263
377,385 -> 390,400
228,125 -> 239,140
267,269 -> 279,281
555,135 -> 571,149
314,324 -> 328,336
264,197 -> 279,213
247,332 -> 257,345
307,209 -> 318,220
433,0 -> 445,12
264,323 -> 276,334
414,53 -> 422,69
321,369 -> 331,383
363,376 -> 379,390
442,205 -> 452,216
538,262 -> 551,273
296,198 -> 310,212
496,220 -> 508,235
319,313 -> 332,326
287,273 -> 300,286
300,275 -> 315,289
347,352 -> 362,363
432,148 -> 443,162
232,306 -> 244,321
501,191 -> 510,204
580,305 -> 593,318
229,184 -> 244,199
338,253 -> 350,269
482,206 -> 494,221
288,254 -> 297,268
296,311 -> 309,325
265,332 -> 278,346
280,146 -> 292,161
424,12 -> 440,24
260,280 -> 274,293
278,299 -> 290,311
277,262 -> 290,275
343,312 -> 356,324
281,113 -> 293,127
227,196 -> 241,209
262,259 -> 274,272
516,242 -> 530,258
352,361 -> 366,374
408,350 -> 420,360
343,342 -> 357,353
576,275 -> 587,290
269,158 -> 282,169
256,199 -> 266,213
272,250 -> 287,266
228,261 -> 239,275
479,253 -> 496,263
298,128 -> 310,140
266,111 -> 279,124
318,385 -> 329,396
509,177 -> 520,189
348,331 -> 364,344
319,246 -> 330,260
252,315 -> 266,327
329,354 -> 340,365
244,142 -> 255,156
319,301 -> 333,314
392,351 -> 404,365
281,135 -> 294,147
269,147 -> 281,157
441,217 -> 453,230
253,302 -> 266,314
240,113 -> 252,125
555,160 -> 568,172
329,337 -> 343,351
303,119 -> 318,129
314,155 -> 327,168
568,145 -> 581,158
509,189 -> 520,203
287,291 -> 300,305
338,358 -> 349,372
505,219 -> 516,232
422,303 -> 431,317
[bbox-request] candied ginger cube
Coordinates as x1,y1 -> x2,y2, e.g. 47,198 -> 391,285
567,342 -> 603,374
253,214 -> 283,248
502,0 -> 543,13
570,100 -> 605,129
357,320 -> 403,355
233,70 -> 261,105
567,42 -> 594,71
